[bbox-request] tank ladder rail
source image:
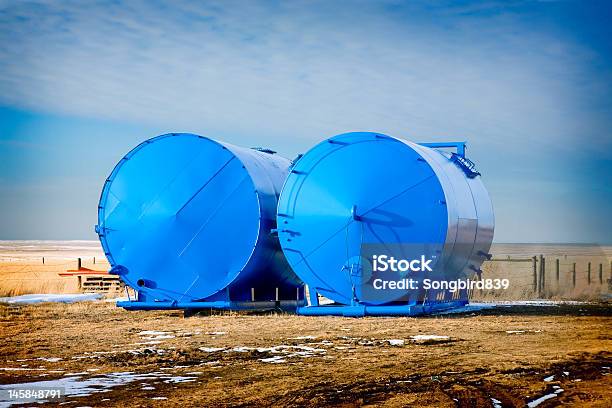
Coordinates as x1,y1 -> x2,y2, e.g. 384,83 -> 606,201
418,141 -> 481,178
449,153 -> 481,178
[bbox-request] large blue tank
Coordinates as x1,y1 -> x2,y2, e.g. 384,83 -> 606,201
277,132 -> 494,315
96,133 -> 301,308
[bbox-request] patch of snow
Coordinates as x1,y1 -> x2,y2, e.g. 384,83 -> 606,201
151,397 -> 167,400
260,356 -> 286,364
433,303 -> 496,315
527,393 -> 557,407
289,335 -> 318,340
0,294 -> 101,304
543,375 -> 554,382
103,297 -> 129,302
162,376 -> 196,384
386,339 -> 405,346
229,346 -> 251,353
199,347 -> 226,352
409,335 -> 450,342
224,345 -> 326,361
0,367 -> 46,371
145,335 -> 175,340
206,331 -> 226,335
137,331 -> 170,336
491,397 -> 502,408
0,371 -> 200,406
38,357 -> 62,362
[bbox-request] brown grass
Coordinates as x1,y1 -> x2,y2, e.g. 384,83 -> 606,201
0,258 -> 111,297
0,302 -> 610,407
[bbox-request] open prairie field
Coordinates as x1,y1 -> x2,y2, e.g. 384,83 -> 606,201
0,241 -> 109,297
0,302 -> 611,407
0,241 -> 610,406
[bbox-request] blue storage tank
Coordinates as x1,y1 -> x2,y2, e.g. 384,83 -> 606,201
96,133 -> 303,310
277,132 -> 494,316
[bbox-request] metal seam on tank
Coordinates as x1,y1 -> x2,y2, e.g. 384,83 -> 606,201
280,136 -> 383,219
215,146 -> 263,287
244,150 -> 285,276
97,133 -> 203,267
180,168 -> 256,296
99,134 -> 245,278
279,135 -> 417,252
279,135 -> 386,217
410,142 -> 488,276
239,147 -> 296,286
276,137 -> 371,295
123,164 -> 254,298
466,177 -> 494,257
298,134 -> 441,303
406,142 -> 458,251
279,134 -> 444,297
227,147 -> 293,281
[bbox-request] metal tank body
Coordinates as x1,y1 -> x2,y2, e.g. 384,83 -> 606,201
277,132 -> 494,316
96,133 -> 302,309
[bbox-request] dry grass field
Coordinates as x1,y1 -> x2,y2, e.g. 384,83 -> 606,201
0,302 -> 610,407
0,241 -> 610,406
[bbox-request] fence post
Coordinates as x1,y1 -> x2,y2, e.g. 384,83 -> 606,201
93,256 -> 96,265
599,263 -> 603,285
555,258 -> 560,283
538,254 -> 545,297
587,262 -> 591,285
42,257 -> 45,265
532,256 -> 537,293
572,262 -> 576,288
77,258 -> 82,270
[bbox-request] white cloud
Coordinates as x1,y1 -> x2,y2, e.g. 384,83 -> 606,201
0,0 -> 610,242
0,0 -> 600,154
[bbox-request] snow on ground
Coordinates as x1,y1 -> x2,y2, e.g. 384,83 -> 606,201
409,335 -> 450,342
433,300 -> 592,315
0,294 -> 102,304
0,371 -> 197,406
506,330 -> 542,334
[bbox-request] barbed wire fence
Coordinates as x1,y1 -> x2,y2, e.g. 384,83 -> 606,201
474,255 -> 611,300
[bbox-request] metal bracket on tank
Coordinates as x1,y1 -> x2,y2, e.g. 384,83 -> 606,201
418,141 -> 481,178
450,154 -> 481,178
418,142 -> 466,157
251,147 -> 277,154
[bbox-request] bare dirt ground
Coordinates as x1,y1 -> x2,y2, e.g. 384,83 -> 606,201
0,302 -> 610,407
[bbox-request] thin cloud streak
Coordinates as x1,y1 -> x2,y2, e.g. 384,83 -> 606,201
0,0 -> 610,242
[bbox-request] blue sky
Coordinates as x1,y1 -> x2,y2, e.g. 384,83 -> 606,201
0,0 -> 610,243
